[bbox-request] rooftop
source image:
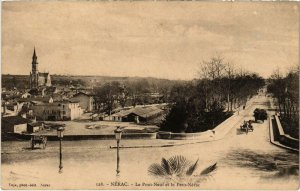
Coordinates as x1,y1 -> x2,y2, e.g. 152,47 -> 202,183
112,106 -> 163,118
73,92 -> 94,97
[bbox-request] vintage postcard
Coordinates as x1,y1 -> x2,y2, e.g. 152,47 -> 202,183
1,1 -> 299,190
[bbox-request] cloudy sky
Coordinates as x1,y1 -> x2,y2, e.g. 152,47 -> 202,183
2,2 -> 299,80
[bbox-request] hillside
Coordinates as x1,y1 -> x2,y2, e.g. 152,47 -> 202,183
1,74 -> 185,91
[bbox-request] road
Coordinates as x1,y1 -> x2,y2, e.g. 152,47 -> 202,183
1,94 -> 299,190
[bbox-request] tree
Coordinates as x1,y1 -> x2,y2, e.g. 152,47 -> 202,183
160,81 -> 229,133
161,56 -> 265,133
199,56 -> 228,108
199,56 -> 225,80
267,66 -> 299,138
160,100 -> 189,133
224,62 -> 235,111
268,66 -> 299,120
94,81 -> 121,119
119,85 -> 129,108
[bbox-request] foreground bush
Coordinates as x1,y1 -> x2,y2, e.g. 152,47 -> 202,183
148,155 -> 217,183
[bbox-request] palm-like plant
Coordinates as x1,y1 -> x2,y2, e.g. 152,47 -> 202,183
148,155 -> 217,182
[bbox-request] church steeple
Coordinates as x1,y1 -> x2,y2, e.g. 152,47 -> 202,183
32,47 -> 37,60
30,47 -> 39,89
29,47 -> 51,89
32,47 -> 38,74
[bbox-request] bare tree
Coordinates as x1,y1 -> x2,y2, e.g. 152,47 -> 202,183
224,62 -> 235,111
199,56 -> 225,80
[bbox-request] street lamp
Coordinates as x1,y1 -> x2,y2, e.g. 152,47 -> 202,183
57,126 -> 64,174
114,126 -> 123,177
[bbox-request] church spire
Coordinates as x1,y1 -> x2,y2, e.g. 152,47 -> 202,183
33,47 -> 37,59
30,47 -> 39,89
32,47 -> 38,74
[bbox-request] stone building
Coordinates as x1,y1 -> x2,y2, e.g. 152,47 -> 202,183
29,48 -> 51,89
31,100 -> 83,121
2,116 -> 31,134
70,92 -> 95,112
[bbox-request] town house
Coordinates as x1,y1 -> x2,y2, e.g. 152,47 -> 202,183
70,92 -> 95,112
31,100 -> 83,121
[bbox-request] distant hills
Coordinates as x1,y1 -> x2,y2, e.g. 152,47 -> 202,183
2,74 -> 185,91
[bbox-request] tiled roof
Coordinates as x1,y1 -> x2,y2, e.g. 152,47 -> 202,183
112,106 -> 163,118
32,100 -> 79,106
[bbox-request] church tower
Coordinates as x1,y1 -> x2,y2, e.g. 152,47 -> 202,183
32,47 -> 38,74
29,47 -> 51,89
30,47 -> 39,89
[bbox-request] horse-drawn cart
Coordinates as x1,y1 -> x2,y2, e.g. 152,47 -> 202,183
30,135 -> 47,149
238,120 -> 253,134
253,108 -> 267,122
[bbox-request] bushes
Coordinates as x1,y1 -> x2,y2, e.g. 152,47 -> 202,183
160,66 -> 264,133
280,117 -> 299,139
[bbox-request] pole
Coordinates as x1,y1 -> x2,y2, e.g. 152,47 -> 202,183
116,139 -> 120,176
59,138 -> 63,173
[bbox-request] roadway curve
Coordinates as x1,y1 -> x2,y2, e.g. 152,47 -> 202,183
2,94 -> 298,189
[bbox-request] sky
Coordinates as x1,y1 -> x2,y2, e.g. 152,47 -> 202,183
2,2 -> 299,80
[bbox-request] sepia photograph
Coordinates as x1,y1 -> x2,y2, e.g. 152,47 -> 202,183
1,1 -> 299,190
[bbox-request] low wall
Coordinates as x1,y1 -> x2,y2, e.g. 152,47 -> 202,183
212,114 -> 240,139
3,132 -> 157,141
273,115 -> 299,150
157,131 -> 213,140
270,116 -> 279,142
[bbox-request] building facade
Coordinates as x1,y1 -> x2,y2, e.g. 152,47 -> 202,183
2,116 -> 30,133
31,100 -> 83,121
70,92 -> 95,112
29,48 -> 51,89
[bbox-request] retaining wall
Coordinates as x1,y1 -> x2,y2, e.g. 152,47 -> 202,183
156,131 -> 213,140
273,115 -> 299,150
3,132 -> 157,141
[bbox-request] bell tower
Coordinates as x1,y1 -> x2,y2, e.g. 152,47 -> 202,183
30,47 -> 39,89
32,47 -> 38,74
